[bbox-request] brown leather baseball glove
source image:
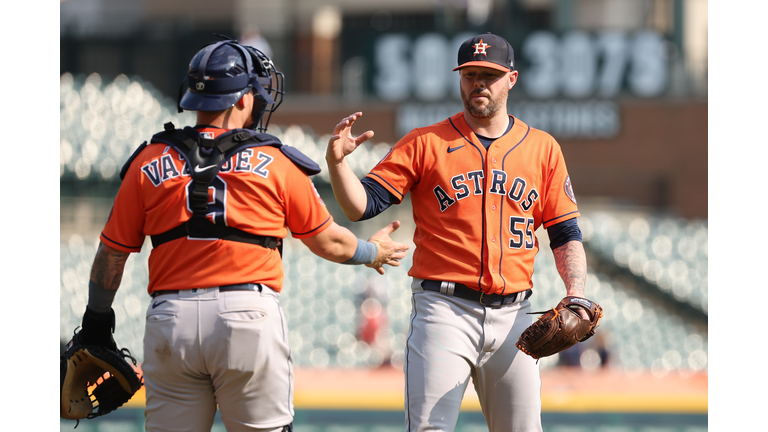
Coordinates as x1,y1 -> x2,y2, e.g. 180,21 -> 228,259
60,308 -> 143,426
516,296 -> 604,360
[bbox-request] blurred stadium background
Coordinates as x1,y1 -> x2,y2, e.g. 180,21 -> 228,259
60,0 -> 707,431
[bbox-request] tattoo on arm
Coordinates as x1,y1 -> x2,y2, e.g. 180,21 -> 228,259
552,240 -> 587,298
90,242 -> 130,291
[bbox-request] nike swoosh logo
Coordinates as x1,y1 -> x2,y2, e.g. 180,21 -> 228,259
152,300 -> 167,309
447,145 -> 465,153
194,164 -> 217,173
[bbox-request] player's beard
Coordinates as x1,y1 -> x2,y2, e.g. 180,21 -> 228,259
243,111 -> 254,128
461,86 -> 507,119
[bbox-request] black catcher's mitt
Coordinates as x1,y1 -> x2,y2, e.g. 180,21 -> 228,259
516,296 -> 604,360
60,309 -> 143,423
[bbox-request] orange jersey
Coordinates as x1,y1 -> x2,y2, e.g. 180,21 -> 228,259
366,113 -> 579,295
100,126 -> 333,294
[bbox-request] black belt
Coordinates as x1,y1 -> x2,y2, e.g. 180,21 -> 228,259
151,283 -> 262,298
421,280 -> 532,307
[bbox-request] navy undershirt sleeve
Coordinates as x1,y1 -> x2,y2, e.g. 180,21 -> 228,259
547,218 -> 582,250
360,177 -> 398,221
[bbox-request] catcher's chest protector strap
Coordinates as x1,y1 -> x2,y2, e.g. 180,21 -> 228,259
120,122 -> 321,251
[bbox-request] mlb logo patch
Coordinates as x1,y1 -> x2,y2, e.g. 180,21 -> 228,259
200,132 -> 215,139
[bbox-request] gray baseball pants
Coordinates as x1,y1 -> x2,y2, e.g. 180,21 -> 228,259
142,286 -> 293,432
405,278 -> 543,432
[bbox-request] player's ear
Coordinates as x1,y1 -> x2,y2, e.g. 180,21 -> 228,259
508,70 -> 518,89
237,90 -> 256,110
236,94 -> 247,109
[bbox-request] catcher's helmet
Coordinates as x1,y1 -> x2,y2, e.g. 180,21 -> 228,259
178,36 -> 284,132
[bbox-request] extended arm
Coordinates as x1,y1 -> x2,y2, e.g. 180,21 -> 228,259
325,112 -> 375,221
301,220 -> 409,275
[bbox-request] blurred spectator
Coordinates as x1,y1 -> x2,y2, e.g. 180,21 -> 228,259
357,280 -> 393,367
557,332 -> 610,370
359,297 -> 388,344
240,25 -> 272,58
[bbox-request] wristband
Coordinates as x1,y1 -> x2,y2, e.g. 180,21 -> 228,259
87,280 -> 118,313
342,239 -> 378,265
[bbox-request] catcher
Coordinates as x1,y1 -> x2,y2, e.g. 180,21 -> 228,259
61,36 -> 408,432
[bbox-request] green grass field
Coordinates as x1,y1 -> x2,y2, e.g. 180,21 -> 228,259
60,408 -> 707,432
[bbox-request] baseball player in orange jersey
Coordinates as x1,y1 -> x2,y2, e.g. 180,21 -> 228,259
75,38 -> 409,432
326,33 -> 589,431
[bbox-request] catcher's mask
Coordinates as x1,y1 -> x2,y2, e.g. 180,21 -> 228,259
178,35 -> 284,132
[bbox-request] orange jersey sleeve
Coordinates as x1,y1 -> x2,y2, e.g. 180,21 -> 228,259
100,127 -> 332,293
365,114 -> 579,295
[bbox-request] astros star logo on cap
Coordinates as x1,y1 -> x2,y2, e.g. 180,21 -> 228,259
472,39 -> 491,56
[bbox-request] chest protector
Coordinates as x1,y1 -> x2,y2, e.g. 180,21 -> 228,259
120,122 -> 321,252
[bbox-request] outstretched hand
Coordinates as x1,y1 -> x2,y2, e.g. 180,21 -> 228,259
326,112 -> 375,165
366,220 -> 410,275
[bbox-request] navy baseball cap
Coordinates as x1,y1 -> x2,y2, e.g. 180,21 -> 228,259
453,33 -> 515,72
